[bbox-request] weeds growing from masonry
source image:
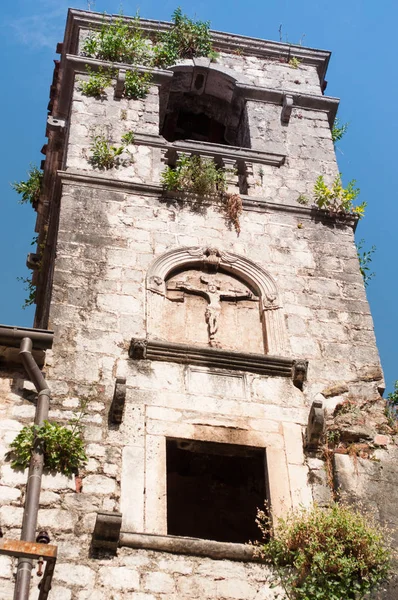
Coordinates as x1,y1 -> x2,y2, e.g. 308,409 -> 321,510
81,8 -> 215,99
257,502 -> 392,600
161,154 -> 242,233
12,165 -> 43,205
9,402 -> 88,476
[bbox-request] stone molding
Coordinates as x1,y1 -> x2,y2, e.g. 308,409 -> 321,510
236,83 -> 339,126
146,245 -> 289,356
63,9 -> 331,84
65,54 -> 173,84
57,171 -> 358,229
128,339 -> 307,382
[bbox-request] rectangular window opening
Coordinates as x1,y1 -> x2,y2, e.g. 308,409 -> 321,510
166,438 -> 268,544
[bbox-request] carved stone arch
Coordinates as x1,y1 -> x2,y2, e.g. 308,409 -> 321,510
147,247 -> 290,356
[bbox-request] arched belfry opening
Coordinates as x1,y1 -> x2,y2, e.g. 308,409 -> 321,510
159,62 -> 251,147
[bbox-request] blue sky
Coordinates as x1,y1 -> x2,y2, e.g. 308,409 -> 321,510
1,0 -> 396,392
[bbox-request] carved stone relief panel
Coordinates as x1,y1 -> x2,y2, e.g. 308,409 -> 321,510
155,268 -> 264,354
146,247 -> 290,357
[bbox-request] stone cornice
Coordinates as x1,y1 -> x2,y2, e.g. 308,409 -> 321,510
57,170 -> 358,229
64,54 -> 173,84
129,338 -> 306,382
63,9 -> 331,84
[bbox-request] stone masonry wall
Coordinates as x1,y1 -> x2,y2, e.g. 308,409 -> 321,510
0,11 -> 393,600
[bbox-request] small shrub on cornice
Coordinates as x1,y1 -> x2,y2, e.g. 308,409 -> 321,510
17,276 -> 36,309
88,129 -> 135,169
81,9 -> 214,71
153,7 -> 213,67
79,66 -> 112,97
356,239 -> 376,287
288,56 -> 301,68
121,130 -> 135,145
81,15 -> 152,65
124,69 -> 152,99
297,194 -> 309,205
314,174 -> 366,219
257,502 -> 392,600
161,154 -> 228,196
12,164 -> 43,205
161,154 -> 242,233
332,118 -> 349,144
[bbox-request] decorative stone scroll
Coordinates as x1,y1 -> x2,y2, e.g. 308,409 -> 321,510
146,246 -> 289,356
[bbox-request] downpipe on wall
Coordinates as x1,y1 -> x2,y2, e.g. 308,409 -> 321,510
13,338 -> 51,600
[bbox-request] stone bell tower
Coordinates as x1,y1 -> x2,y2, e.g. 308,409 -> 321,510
1,8 -> 397,600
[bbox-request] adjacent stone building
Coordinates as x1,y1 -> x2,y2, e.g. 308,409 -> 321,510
0,8 -> 397,600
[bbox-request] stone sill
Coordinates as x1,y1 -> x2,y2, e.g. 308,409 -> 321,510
129,338 -> 306,386
119,531 -> 260,562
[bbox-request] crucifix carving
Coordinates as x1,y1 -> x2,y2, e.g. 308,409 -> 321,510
167,274 -> 258,347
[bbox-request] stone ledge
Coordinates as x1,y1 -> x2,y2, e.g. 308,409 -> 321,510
119,531 -> 260,562
129,338 -> 307,385
136,135 -> 285,167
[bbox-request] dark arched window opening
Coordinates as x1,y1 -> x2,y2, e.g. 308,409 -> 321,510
160,66 -> 250,147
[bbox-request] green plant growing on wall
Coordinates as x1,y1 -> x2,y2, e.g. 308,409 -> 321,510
313,174 -> 366,218
88,129 -> 135,169
257,502 -> 392,600
16,276 -> 36,309
81,15 -> 152,65
385,381 -> 398,427
356,239 -> 376,286
81,9 -> 215,77
332,118 -> 349,144
124,69 -> 152,99
9,404 -> 88,476
161,154 -> 242,232
296,194 -> 309,205
161,154 -> 228,196
153,7 -> 213,67
12,165 -> 43,205
80,66 -> 113,97
288,56 -> 301,68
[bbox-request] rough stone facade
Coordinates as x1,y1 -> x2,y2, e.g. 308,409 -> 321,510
0,8 -> 397,600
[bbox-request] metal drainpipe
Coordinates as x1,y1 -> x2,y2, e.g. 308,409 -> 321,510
13,338 -> 51,600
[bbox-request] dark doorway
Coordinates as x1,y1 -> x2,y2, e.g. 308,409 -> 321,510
166,438 -> 267,543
